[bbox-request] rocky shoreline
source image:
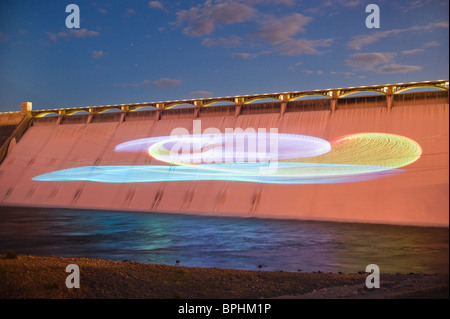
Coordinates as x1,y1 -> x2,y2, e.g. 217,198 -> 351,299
0,254 -> 448,299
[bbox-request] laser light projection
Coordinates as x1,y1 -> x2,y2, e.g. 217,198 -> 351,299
33,132 -> 422,184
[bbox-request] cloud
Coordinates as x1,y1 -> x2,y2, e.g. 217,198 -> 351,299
324,0 -> 360,7
348,22 -> 449,50
288,61 -> 303,70
401,48 -> 424,55
401,0 -> 425,10
306,0 -> 360,16
248,13 -> 312,45
113,80 -> 151,88
303,69 -> 323,75
245,0 -> 295,5
202,35 -> 242,47
0,32 -> 8,44
175,1 -> 331,59
92,50 -> 104,59
346,52 -> 422,74
339,0 -> 360,7
125,8 -> 136,17
176,1 -> 255,37
240,12 -> 332,57
346,52 -> 396,70
67,29 -> 100,38
148,1 -> 164,10
376,64 -> 422,74
191,90 -> 214,98
231,52 -> 257,59
396,0 -> 444,13
424,40 -> 440,47
347,30 -> 406,51
280,38 -> 333,56
46,29 -> 100,42
330,71 -> 356,77
153,78 -> 182,89
97,8 -> 108,14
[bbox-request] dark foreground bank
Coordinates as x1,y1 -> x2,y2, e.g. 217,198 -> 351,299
0,254 -> 448,299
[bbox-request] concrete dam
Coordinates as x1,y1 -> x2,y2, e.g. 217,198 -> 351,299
0,84 -> 448,227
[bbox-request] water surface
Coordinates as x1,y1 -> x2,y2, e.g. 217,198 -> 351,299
0,206 -> 448,274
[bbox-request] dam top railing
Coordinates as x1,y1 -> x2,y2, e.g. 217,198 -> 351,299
26,90 -> 449,127
0,80 -> 449,118
12,79 -> 448,118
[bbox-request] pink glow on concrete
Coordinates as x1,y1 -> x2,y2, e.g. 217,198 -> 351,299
0,103 -> 448,227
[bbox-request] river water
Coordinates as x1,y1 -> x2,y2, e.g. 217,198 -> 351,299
0,206 -> 447,274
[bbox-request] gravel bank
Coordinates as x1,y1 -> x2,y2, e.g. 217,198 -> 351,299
0,255 -> 447,299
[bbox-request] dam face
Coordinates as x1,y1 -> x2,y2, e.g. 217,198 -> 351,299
0,93 -> 448,227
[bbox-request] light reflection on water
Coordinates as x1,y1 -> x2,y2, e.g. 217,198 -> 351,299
0,206 -> 448,274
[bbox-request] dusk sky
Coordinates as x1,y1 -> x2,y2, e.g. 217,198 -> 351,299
0,0 -> 448,112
